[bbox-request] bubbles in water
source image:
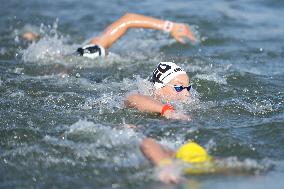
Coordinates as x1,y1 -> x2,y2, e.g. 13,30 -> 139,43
13,67 -> 24,74
225,98 -> 276,115
21,35 -> 74,64
190,24 -> 202,44
205,139 -> 217,152
0,47 -> 7,55
194,73 -> 227,85
247,99 -> 274,115
135,75 -> 154,96
44,119 -> 144,166
216,157 -> 272,174
90,92 -> 124,114
9,90 -> 25,98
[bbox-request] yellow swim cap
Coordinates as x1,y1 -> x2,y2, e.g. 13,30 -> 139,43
176,141 -> 212,163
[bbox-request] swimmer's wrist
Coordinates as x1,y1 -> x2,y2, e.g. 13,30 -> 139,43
163,20 -> 174,32
158,158 -> 173,167
161,104 -> 174,116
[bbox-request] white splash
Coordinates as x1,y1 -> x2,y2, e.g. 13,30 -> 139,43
21,35 -> 74,64
194,73 -> 227,85
44,119 -> 143,166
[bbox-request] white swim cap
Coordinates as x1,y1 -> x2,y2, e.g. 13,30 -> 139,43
150,62 -> 186,89
76,44 -> 106,59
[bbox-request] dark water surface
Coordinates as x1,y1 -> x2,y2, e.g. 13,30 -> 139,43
0,0 -> 284,189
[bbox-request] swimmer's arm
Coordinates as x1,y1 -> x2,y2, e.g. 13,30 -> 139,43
89,13 -> 196,49
140,138 -> 175,166
125,93 -> 191,120
141,138 -> 181,184
125,93 -> 164,114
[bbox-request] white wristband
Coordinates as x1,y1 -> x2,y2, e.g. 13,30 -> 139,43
163,21 -> 174,32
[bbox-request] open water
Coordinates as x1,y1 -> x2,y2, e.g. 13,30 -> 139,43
0,0 -> 284,189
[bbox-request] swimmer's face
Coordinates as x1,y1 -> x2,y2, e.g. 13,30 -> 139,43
155,73 -> 191,102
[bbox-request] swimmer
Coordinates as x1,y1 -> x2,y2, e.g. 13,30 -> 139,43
140,137 -> 213,184
140,137 -> 264,184
124,61 -> 192,120
21,13 -> 196,58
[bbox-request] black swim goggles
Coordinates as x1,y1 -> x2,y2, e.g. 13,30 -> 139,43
166,84 -> 192,92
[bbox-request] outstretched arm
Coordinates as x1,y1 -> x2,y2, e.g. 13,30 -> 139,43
125,93 -> 191,121
89,13 -> 196,49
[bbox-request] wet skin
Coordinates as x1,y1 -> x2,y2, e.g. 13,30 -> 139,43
155,74 -> 191,102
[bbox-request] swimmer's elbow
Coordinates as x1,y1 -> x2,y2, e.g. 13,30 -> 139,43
141,138 -> 156,149
121,13 -> 139,21
124,93 -> 138,108
140,138 -> 156,154
125,93 -> 157,112
122,13 -> 136,17
124,93 -> 146,108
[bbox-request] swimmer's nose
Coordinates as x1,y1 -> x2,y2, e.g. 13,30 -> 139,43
178,89 -> 190,100
182,89 -> 190,97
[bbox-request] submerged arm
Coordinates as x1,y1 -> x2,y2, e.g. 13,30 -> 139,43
89,13 -> 196,49
140,138 -> 181,184
140,138 -> 175,166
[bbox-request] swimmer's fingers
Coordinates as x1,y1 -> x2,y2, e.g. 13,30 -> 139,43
163,110 -> 191,121
160,174 -> 181,184
173,35 -> 186,44
171,23 -> 196,44
170,23 -> 185,43
184,24 -> 196,42
158,166 -> 181,184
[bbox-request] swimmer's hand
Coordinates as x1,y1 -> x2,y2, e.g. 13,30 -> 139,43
171,23 -> 196,44
163,110 -> 191,121
21,31 -> 39,42
157,163 -> 181,184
